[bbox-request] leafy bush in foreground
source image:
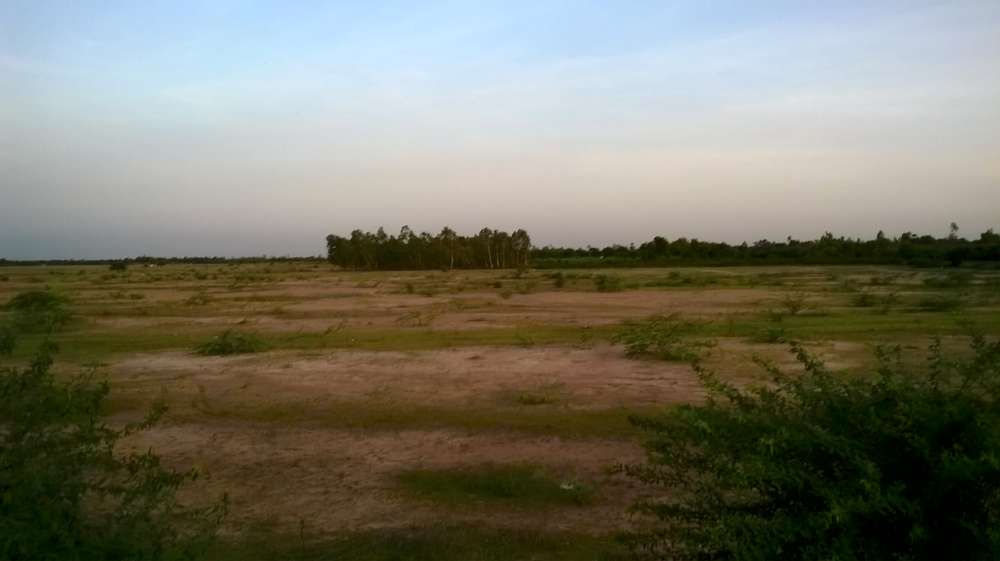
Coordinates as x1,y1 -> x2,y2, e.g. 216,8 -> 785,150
0,334 -> 225,560
3,289 -> 72,333
195,329 -> 266,356
622,336 -> 1000,561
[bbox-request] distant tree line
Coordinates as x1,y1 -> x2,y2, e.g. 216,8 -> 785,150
532,226 -> 1000,268
325,227 -> 531,270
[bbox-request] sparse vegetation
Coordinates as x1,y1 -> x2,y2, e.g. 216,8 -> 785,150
593,274 -> 623,292
195,329 -> 266,356
615,314 -> 714,361
397,464 -> 592,506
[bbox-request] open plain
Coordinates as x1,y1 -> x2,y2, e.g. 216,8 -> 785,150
3,263 -> 999,559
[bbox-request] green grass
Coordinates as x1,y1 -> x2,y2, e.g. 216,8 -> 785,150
178,398 -> 650,439
205,524 -> 618,561
9,325 -> 618,362
396,464 -> 593,506
195,329 -> 267,355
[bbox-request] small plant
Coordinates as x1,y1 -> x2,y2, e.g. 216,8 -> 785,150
614,314 -> 713,361
499,289 -> 513,299
195,329 -> 266,356
404,282 -> 415,294
779,291 -> 809,315
594,274 -> 624,293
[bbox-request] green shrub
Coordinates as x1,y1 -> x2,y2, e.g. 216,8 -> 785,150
0,334 -> 225,560
594,274 -> 624,293
3,290 -> 72,333
621,336 -> 1000,561
109,261 -> 128,271
614,314 -> 713,361
195,329 -> 266,356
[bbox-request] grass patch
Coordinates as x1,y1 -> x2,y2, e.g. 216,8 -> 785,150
177,398 -> 648,439
396,464 -> 592,506
195,329 -> 266,356
593,274 -> 624,292
205,524 -> 616,561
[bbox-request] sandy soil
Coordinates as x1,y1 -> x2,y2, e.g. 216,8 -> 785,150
129,424 -> 643,534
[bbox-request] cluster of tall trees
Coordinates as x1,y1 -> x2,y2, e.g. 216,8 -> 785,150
325,226 -> 531,270
532,226 -> 1000,268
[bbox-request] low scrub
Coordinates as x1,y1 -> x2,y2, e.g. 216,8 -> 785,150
593,274 -> 624,293
195,329 -> 266,356
615,314 -> 713,361
621,335 -> 1000,561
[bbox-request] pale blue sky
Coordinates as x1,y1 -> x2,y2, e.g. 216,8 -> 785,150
2,1 -> 999,258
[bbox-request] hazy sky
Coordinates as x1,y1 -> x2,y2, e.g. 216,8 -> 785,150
2,1 -> 999,258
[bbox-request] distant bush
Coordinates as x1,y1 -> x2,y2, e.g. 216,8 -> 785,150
3,290 -> 72,333
621,336 -> 1000,561
195,329 -> 266,356
109,261 -> 128,271
779,291 -> 809,315
594,274 -> 624,293
615,314 -> 713,361
0,332 -> 226,559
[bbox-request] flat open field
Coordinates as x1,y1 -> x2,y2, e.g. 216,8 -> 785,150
3,263 -> 1000,559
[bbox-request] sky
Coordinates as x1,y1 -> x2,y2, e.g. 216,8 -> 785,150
1,0 -> 999,259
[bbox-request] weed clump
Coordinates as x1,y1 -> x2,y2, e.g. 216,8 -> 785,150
195,329 -> 266,356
